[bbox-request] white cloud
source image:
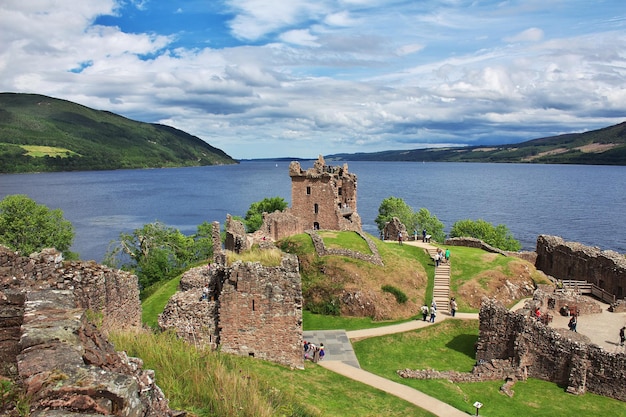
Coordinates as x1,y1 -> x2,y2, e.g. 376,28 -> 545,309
504,27 -> 544,43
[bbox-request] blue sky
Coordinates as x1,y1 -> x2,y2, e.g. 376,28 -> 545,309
1,1 -> 625,159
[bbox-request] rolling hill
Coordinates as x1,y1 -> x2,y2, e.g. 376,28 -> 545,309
0,93 -> 236,173
326,122 -> 626,165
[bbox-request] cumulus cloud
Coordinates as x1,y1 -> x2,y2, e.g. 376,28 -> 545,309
0,0 -> 624,159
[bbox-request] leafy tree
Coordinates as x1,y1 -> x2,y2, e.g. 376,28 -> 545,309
450,219 -> 521,251
0,194 -> 75,257
416,207 -> 445,243
244,196 -> 288,232
104,221 -> 214,290
375,197 -> 417,232
375,197 -> 446,242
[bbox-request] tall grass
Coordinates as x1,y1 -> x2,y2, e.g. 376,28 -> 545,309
109,329 -> 315,417
227,247 -> 284,266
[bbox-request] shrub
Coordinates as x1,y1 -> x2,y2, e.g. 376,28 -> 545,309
382,285 -> 408,304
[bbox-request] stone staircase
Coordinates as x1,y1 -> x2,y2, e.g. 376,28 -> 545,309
425,247 -> 450,313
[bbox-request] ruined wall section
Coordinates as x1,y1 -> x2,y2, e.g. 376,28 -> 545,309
535,235 -> 626,300
218,255 -> 303,369
260,209 -> 305,241
475,299 -> 626,401
159,254 -> 304,369
0,246 -> 141,330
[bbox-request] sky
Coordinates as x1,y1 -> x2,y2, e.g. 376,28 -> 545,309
1,1 -> 625,159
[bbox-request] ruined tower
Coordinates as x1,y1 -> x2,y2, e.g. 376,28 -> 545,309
289,155 -> 361,232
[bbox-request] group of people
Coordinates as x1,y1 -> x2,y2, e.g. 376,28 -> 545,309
434,248 -> 450,267
420,300 -> 439,322
303,340 -> 325,362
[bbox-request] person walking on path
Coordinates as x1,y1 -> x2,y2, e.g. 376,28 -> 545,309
429,305 -> 437,323
434,252 -> 440,267
569,314 -> 578,332
420,304 -> 429,321
422,228 -> 427,242
450,298 -> 457,317
445,248 -> 450,264
398,232 -> 403,245
619,326 -> 625,346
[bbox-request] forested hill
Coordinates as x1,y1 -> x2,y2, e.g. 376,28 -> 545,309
326,122 -> 626,165
0,93 -> 236,173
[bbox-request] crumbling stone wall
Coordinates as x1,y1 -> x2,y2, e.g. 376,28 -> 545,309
0,246 -> 141,330
383,217 -> 407,241
289,155 -> 361,232
475,299 -> 626,400
159,254 -> 304,369
399,298 -> 626,401
536,235 -> 626,300
224,214 -> 251,253
260,209 -> 306,241
12,290 -> 176,416
306,230 -> 383,266
218,255 -> 303,368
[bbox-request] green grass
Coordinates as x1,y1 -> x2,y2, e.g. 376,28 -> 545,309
20,144 -> 79,157
303,310 -> 414,331
318,230 -> 372,254
141,276 -> 181,329
110,329 -> 435,417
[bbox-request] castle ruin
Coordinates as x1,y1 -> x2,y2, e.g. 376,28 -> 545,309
289,155 -> 361,233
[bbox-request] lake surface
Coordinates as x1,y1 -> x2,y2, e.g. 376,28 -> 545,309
1,161 -> 625,262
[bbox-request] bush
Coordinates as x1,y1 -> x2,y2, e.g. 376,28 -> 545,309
382,285 -> 408,304
450,219 -> 521,251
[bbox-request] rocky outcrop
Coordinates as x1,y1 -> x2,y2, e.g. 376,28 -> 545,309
382,217 -> 407,242
6,290 -> 178,416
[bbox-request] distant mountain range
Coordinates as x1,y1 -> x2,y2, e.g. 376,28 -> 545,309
0,93 -> 236,173
326,122 -> 626,165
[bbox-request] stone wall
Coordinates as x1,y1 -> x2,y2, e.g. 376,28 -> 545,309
7,289 -> 177,416
159,254 -> 304,369
535,235 -> 626,300
475,298 -> 626,400
399,298 -> 626,401
0,246 -> 141,331
383,217 -> 407,242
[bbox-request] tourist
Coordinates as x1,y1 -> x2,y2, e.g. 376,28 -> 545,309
429,305 -> 437,323
435,252 -> 440,267
534,307 -> 541,321
422,229 -> 427,242
431,299 -> 437,310
619,326 -> 625,346
200,283 -> 209,301
319,343 -> 325,360
568,314 -> 578,332
398,232 -> 403,245
420,304 -> 429,321
445,248 -> 450,264
450,298 -> 458,317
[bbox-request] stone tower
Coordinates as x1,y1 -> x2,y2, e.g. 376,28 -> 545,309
289,155 -> 361,231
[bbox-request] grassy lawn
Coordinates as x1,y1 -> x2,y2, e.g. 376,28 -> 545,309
318,230 -> 373,254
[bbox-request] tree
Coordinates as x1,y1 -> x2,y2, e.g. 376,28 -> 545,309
244,196 -> 288,232
375,197 -> 417,232
416,208 -> 445,243
450,219 -> 521,251
104,221 -> 214,290
0,194 -> 74,257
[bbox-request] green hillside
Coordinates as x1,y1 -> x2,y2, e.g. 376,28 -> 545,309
0,93 -> 236,173
326,122 -> 626,165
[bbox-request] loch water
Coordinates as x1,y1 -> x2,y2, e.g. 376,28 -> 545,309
1,161 -> 625,262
